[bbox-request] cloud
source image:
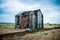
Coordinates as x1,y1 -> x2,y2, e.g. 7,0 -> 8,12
0,0 -> 60,24
42,6 -> 60,24
0,0 -> 40,23
0,0 -> 40,14
0,14 -> 13,23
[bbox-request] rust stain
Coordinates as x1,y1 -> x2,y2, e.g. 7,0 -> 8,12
19,17 -> 29,29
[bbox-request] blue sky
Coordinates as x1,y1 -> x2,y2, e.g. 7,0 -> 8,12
0,0 -> 60,24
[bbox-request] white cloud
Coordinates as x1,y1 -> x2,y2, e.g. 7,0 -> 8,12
0,14 -> 14,23
0,14 -> 9,17
0,0 -> 60,24
0,0 -> 40,14
0,0 -> 40,23
43,7 -> 60,24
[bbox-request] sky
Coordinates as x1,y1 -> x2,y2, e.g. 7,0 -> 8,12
0,0 -> 60,24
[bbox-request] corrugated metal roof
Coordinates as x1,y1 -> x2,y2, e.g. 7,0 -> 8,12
15,9 -> 42,16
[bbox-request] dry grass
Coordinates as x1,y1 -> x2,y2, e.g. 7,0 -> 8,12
2,28 -> 60,40
0,23 -> 15,28
0,24 -> 60,40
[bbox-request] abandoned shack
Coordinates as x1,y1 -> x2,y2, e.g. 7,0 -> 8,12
15,9 -> 43,29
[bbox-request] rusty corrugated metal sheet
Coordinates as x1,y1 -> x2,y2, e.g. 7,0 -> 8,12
15,9 -> 43,29
19,17 -> 29,29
